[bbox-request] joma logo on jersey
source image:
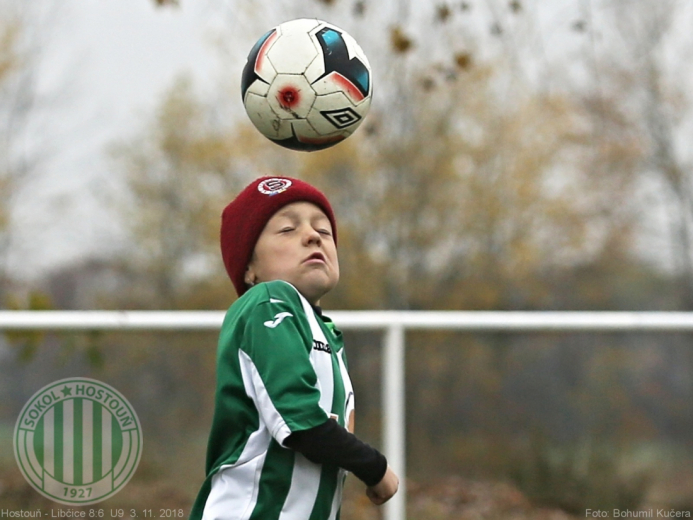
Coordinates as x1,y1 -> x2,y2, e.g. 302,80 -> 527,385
264,312 -> 293,328
13,378 -> 142,506
313,340 -> 332,354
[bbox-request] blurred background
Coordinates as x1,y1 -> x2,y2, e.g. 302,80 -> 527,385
1,0 -> 693,517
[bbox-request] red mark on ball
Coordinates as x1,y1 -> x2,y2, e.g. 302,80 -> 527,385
327,72 -> 365,102
255,30 -> 278,75
278,86 -> 300,110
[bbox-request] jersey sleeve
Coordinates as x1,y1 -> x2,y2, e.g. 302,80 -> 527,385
239,296 -> 329,445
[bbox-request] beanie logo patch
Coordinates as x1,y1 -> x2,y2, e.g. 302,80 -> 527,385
258,178 -> 292,196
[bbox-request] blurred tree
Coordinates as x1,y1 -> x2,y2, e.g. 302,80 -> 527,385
586,0 -> 693,308
306,60 -> 637,312
110,75 -> 271,309
294,53 -> 648,483
0,15 -> 33,297
0,20 -> 20,236
0,1 -> 60,300
571,0 -> 693,445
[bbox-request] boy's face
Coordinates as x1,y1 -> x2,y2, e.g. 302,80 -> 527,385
245,202 -> 339,305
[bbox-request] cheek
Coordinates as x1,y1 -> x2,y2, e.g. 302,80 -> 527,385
329,249 -> 340,276
252,243 -> 281,278
257,253 -> 287,278
255,241 -> 300,278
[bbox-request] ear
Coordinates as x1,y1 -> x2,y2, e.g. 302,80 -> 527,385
244,265 -> 256,287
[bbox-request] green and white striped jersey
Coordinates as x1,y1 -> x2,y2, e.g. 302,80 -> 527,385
190,280 -> 355,520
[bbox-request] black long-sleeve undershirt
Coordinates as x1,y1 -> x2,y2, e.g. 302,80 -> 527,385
283,418 -> 388,487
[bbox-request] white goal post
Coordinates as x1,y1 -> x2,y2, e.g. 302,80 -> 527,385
3,310 -> 693,520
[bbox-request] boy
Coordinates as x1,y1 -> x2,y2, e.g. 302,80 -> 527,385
190,176 -> 399,520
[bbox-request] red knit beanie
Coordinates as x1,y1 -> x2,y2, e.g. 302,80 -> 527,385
220,176 -> 338,297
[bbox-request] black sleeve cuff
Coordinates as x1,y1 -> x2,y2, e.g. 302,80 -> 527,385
284,419 -> 388,487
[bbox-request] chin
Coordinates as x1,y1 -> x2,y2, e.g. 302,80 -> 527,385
296,276 -> 339,305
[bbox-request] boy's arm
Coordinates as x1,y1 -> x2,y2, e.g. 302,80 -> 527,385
283,418 -> 387,486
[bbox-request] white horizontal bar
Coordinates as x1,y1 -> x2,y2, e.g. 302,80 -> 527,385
1,311 -> 693,331
330,311 -> 693,331
0,311 -> 226,330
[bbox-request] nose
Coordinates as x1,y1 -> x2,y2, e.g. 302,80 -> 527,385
303,225 -> 322,246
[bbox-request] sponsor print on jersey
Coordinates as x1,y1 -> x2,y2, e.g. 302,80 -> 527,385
312,339 -> 332,354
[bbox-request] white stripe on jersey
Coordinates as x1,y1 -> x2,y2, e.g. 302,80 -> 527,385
328,470 -> 346,520
203,351 -> 276,520
296,292 -> 335,417
202,451 -> 267,520
278,453 -> 322,520
222,351 -> 275,467
238,349 -> 293,444
337,350 -> 355,430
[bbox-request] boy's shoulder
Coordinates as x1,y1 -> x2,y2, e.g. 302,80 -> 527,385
229,280 -> 304,315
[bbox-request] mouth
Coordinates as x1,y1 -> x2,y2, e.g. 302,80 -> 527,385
303,252 -> 326,264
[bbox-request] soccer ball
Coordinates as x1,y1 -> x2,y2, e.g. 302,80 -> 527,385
241,19 -> 373,152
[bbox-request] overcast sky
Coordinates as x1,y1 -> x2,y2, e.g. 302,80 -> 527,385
5,0 -> 382,281
5,0 -> 220,280
5,0 -> 693,281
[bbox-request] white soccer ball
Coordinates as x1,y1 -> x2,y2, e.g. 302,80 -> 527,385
241,19 -> 373,152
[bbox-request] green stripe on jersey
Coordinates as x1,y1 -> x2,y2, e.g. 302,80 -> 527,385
248,440 -> 294,520
309,465 -> 340,520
